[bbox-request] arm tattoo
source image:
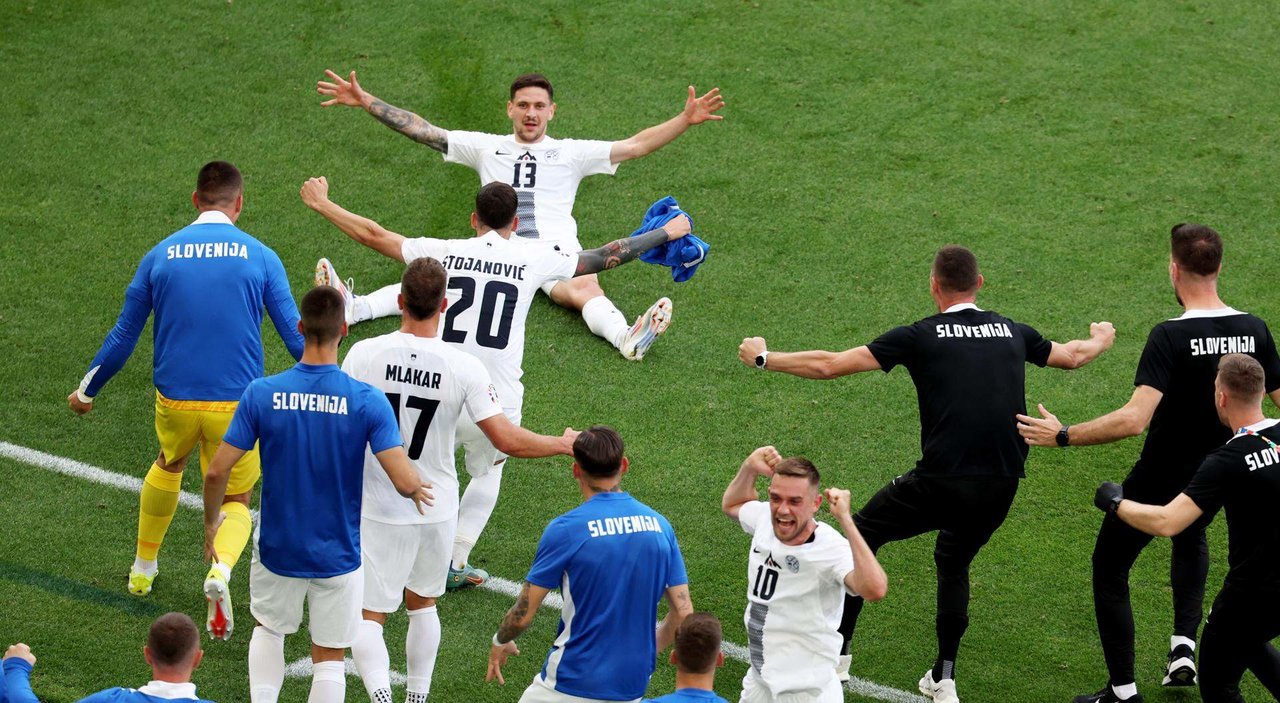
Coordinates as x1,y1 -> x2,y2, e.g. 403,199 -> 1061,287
575,228 -> 668,276
671,587 -> 692,614
368,99 -> 449,153
496,583 -> 534,643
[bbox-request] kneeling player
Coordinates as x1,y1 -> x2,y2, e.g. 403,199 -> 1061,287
342,258 -> 577,703
721,447 -> 887,703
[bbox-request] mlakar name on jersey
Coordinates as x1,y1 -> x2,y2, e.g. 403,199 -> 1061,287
935,322 -> 1013,339
440,255 -> 526,281
586,514 -> 664,538
385,364 -> 442,390
271,392 -> 349,415
166,241 -> 250,260
1245,445 -> 1280,472
1190,335 -> 1257,357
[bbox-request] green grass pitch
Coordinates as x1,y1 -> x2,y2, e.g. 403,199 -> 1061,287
2,1 -> 1279,701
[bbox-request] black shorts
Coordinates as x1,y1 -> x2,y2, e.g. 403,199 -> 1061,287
853,470 -> 1020,558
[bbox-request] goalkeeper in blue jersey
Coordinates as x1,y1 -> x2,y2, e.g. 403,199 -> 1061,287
66,161 -> 304,640
75,613 -> 215,703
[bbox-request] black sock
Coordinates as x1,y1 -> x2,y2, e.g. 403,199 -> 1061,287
932,658 -> 955,682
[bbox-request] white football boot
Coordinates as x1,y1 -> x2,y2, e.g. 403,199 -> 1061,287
620,297 -> 672,361
919,669 -> 960,703
314,258 -> 356,324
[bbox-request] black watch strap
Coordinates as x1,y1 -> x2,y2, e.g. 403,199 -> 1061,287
1056,425 -> 1071,447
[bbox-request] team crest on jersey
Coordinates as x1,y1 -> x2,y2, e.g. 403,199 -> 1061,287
410,353 -> 418,361
545,149 -> 560,161
518,151 -> 536,161
785,555 -> 800,573
763,553 -> 780,569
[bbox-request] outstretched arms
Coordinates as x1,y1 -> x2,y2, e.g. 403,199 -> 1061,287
301,177 -> 408,262
738,337 -> 882,379
1045,321 -> 1116,370
610,86 -> 725,164
573,214 -> 691,276
1018,385 -> 1163,447
477,415 -> 578,458
317,70 -> 449,153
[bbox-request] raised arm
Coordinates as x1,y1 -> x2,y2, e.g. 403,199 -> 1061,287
477,415 -> 577,458
301,177 -> 408,262
317,70 -> 449,153
722,446 -> 780,520
609,86 -> 724,164
487,582 -> 552,684
825,488 -> 888,601
655,584 -> 694,651
1045,321 -> 1116,369
1017,385 -> 1163,447
738,337 -> 882,380
574,215 -> 691,276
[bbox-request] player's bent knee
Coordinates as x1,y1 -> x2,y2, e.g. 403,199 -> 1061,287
361,609 -> 388,624
310,643 -> 345,662
155,450 -> 188,471
224,491 -> 251,506
405,590 -> 437,610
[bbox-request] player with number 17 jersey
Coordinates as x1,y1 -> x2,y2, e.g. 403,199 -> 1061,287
399,231 -> 577,413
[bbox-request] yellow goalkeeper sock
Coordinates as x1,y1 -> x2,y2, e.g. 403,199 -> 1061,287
214,501 -> 253,569
136,464 -> 183,562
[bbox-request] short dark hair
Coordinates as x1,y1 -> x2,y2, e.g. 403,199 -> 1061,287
1170,223 -> 1223,277
1218,353 -> 1265,400
931,245 -> 980,293
673,612 -> 722,675
147,612 -> 200,668
510,73 -> 553,100
300,286 -> 346,344
401,258 -> 447,321
573,425 -> 624,477
476,182 -> 518,231
773,456 -> 820,489
195,160 -> 243,207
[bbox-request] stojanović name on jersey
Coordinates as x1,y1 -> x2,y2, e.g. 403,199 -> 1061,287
935,322 -> 1013,339
271,391 -> 349,415
586,514 -> 664,538
166,241 -> 250,260
385,364 -> 442,389
439,255 -> 526,281
1190,335 -> 1257,357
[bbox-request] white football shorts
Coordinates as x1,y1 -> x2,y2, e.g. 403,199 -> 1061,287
249,559 -> 363,649
456,406 -> 522,479
518,676 -> 640,703
739,668 -> 842,703
537,238 -> 583,296
361,516 -> 456,610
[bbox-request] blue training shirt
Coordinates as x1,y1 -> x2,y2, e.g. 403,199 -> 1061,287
77,685 -> 215,703
647,689 -> 730,703
526,492 -> 688,701
2,658 -> 38,703
223,362 -> 403,578
82,210 -> 304,401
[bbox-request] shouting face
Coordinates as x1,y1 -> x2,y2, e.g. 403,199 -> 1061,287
767,474 -> 820,545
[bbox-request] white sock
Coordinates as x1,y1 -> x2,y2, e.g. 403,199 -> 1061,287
1111,682 -> 1138,700
453,466 -> 502,570
309,660 -> 346,703
1171,635 -> 1196,651
350,297 -> 373,325
352,620 -> 393,703
406,606 -> 441,701
132,557 -> 157,575
581,295 -> 629,350
248,626 -> 285,703
362,284 -> 403,323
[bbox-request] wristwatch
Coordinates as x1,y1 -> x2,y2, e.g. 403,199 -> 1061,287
1056,424 -> 1071,447
755,350 -> 769,370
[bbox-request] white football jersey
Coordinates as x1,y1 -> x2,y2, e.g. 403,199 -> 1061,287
342,331 -> 502,525
738,501 -> 854,695
443,132 -> 618,244
400,231 -> 578,410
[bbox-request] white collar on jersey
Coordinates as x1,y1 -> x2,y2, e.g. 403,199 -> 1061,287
137,681 -> 200,699
943,302 -> 982,313
192,210 -> 234,226
1228,418 -> 1280,442
1173,306 -> 1244,321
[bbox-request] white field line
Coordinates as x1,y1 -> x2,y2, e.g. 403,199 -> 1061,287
0,440 -> 926,702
